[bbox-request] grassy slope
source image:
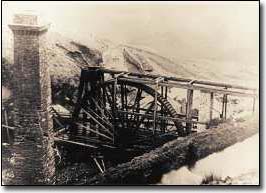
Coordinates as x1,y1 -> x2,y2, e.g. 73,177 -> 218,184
3,28 -> 258,89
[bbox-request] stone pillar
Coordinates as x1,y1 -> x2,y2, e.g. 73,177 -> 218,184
8,14 -> 55,185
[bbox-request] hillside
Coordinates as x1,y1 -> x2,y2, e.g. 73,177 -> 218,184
2,29 -> 258,124
2,28 -> 258,90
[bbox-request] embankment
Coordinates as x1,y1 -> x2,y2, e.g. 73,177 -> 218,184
82,115 -> 258,185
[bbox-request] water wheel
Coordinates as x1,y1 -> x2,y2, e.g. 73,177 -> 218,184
67,69 -> 186,149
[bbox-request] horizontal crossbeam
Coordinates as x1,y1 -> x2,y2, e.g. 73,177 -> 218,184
97,68 -> 257,91
117,110 -> 206,125
118,77 -> 256,98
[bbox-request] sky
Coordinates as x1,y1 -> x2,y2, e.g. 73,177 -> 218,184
2,1 -> 259,63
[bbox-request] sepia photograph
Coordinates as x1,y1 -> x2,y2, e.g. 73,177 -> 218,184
1,1 -> 259,185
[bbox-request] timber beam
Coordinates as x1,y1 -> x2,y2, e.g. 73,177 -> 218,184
92,68 -> 256,91
117,77 -> 257,98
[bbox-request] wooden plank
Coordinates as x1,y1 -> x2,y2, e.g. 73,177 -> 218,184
153,78 -> 164,135
153,88 -> 158,135
4,110 -> 11,142
93,158 -> 104,173
165,86 -> 168,99
76,123 -> 113,141
221,94 -> 228,120
91,98 -> 112,124
125,84 -> 128,116
117,110 -> 206,125
118,77 -> 256,98
54,137 -> 98,148
103,85 -> 115,118
134,102 -> 155,131
74,135 -> 114,145
130,88 -> 143,129
186,89 -> 194,133
85,105 -> 113,129
81,108 -> 113,136
99,68 -> 256,91
101,159 -> 106,171
253,97 -> 256,113
121,83 -> 125,110
72,74 -> 86,118
221,95 -> 225,119
2,125 -> 15,130
224,94 -> 228,119
53,126 -> 68,137
209,92 -> 214,121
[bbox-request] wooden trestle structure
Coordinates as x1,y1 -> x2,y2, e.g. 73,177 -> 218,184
53,67 -> 257,171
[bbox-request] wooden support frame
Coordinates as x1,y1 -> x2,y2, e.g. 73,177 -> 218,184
186,89 -> 194,134
209,92 -> 214,121
129,88 -> 143,129
152,77 -> 164,135
54,137 -> 98,148
252,96 -> 256,114
81,108 -> 113,136
3,109 -> 11,143
2,125 -> 15,130
76,123 -> 113,141
93,158 -> 104,173
100,68 -> 256,91
165,86 -> 168,99
118,77 -> 256,98
85,107 -> 113,129
117,110 -> 206,125
221,94 -> 228,120
153,87 -> 158,135
91,98 -> 112,123
224,94 -> 228,119
134,102 -> 155,132
101,159 -> 106,171
71,68 -> 257,152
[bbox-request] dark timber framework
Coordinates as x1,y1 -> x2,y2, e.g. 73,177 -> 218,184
53,67 -> 257,172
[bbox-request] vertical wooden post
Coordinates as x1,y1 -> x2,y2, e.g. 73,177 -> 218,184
221,94 -> 228,120
165,86 -> 168,99
221,94 -> 225,119
186,89 -> 194,134
101,72 -> 106,108
153,85 -> 158,135
224,94 -> 228,120
121,82 -> 124,111
209,92 -> 214,121
252,96 -> 256,114
4,109 -> 11,143
113,79 -> 118,111
125,84 -> 128,122
153,77 -> 163,135
112,82 -> 117,144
